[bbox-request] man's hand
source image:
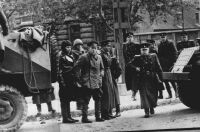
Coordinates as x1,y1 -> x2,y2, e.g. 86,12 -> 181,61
100,71 -> 104,77
76,82 -> 82,88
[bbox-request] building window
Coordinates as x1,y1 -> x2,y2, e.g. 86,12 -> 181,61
196,12 -> 200,24
69,24 -> 80,42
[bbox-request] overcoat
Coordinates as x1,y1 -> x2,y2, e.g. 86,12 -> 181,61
101,50 -> 116,110
158,40 -> 178,72
110,57 -> 122,105
129,53 -> 162,109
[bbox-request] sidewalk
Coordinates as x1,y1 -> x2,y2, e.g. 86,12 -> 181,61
25,83 -> 181,121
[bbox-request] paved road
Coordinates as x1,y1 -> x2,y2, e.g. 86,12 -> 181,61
19,103 -> 200,132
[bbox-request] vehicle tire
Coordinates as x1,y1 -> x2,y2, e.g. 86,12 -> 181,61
0,85 -> 27,132
178,81 -> 200,109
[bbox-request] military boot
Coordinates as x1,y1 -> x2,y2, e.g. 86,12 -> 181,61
66,101 -> 79,122
150,107 -> 155,114
60,101 -> 76,123
82,104 -> 92,123
115,105 -> 121,117
144,109 -> 150,118
95,100 -> 104,122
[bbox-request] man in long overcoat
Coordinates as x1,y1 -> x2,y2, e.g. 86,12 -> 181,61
158,33 -> 178,99
129,43 -> 163,118
123,32 -> 140,101
100,40 -> 117,120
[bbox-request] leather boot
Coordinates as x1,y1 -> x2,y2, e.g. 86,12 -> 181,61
67,101 -> 78,122
82,104 -> 92,123
144,108 -> 150,118
47,102 -> 56,114
115,105 -> 121,117
36,104 -> 41,117
95,100 -> 104,122
108,109 -> 116,119
158,90 -> 163,99
150,107 -> 155,114
60,101 -> 76,123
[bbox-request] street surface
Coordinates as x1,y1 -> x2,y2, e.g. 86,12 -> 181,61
19,103 -> 200,132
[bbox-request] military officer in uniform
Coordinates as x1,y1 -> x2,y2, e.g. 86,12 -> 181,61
128,42 -> 163,118
177,32 -> 195,54
123,32 -> 140,101
158,33 -> 178,99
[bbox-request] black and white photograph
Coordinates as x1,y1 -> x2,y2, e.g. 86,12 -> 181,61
0,0 -> 200,132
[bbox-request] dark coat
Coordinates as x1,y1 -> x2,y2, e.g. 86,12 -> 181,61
110,57 -> 122,105
158,40 -> 178,71
58,52 -> 77,101
177,40 -> 196,53
123,42 -> 140,65
101,50 -> 116,110
123,42 -> 140,92
74,53 -> 104,89
129,53 -> 162,109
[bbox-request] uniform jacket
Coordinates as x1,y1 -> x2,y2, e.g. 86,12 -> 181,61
74,53 -> 104,89
158,40 -> 178,71
127,53 -> 163,91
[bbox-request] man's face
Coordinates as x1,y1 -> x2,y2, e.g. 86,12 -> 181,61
126,35 -> 134,43
88,43 -> 98,56
65,46 -> 71,53
160,35 -> 167,42
181,35 -> 188,41
76,44 -> 84,52
140,48 -> 149,55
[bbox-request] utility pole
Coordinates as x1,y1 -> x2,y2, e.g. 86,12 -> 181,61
181,0 -> 185,31
113,0 -> 130,83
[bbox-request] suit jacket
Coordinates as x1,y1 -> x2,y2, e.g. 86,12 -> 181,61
74,53 -> 104,89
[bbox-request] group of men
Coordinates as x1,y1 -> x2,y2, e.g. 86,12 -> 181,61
124,31 -> 198,117
58,39 -> 122,123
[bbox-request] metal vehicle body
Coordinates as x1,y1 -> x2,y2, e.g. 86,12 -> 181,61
162,46 -> 200,109
0,27 -> 53,131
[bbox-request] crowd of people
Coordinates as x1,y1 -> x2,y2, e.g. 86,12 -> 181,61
33,30 -> 198,122
35,38 -> 122,123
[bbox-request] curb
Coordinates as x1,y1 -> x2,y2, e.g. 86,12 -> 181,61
26,98 -> 181,122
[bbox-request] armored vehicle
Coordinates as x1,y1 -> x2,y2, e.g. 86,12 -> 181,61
162,46 -> 200,109
0,9 -> 57,131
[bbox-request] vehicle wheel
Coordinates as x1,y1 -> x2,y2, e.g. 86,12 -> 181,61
0,85 -> 27,131
178,81 -> 200,109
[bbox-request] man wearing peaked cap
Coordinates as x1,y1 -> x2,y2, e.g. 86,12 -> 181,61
158,32 -> 178,99
177,31 -> 195,53
146,39 -> 158,54
127,42 -> 162,118
160,33 -> 167,37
